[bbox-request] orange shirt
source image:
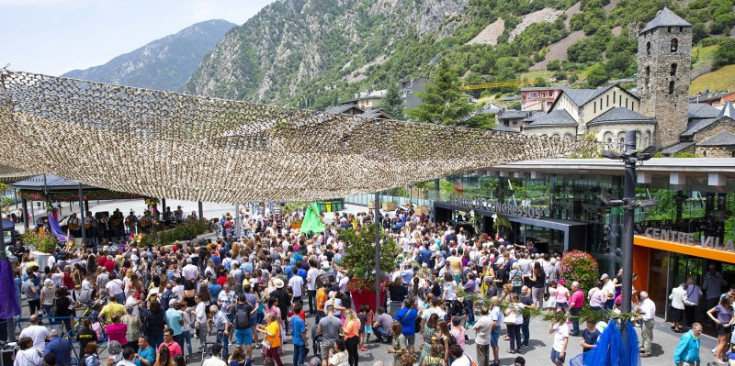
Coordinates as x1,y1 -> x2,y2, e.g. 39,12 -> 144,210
344,318 -> 361,339
265,321 -> 281,348
316,289 -> 328,312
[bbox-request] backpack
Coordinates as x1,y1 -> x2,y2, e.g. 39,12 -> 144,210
160,291 -> 174,311
448,332 -> 458,347
234,305 -> 251,330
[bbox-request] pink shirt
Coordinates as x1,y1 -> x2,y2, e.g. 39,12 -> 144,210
555,286 -> 570,303
569,289 -> 584,309
158,340 -> 182,357
105,323 -> 128,345
450,327 -> 466,350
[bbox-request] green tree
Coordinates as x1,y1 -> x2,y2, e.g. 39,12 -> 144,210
586,63 -> 610,87
381,83 -> 405,119
405,58 -> 476,126
714,38 -> 735,68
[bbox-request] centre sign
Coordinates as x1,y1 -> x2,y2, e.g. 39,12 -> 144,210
643,227 -> 735,252
450,196 -> 545,219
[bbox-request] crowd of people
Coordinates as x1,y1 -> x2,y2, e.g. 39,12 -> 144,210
2,204 -> 698,366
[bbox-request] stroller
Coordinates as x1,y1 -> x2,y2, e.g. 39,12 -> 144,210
308,330 -> 323,366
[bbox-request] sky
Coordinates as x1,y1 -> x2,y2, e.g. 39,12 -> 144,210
0,0 -> 278,76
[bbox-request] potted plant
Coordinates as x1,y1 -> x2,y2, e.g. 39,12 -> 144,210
340,224 -> 400,312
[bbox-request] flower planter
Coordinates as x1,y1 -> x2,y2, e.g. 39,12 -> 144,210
350,289 -> 386,313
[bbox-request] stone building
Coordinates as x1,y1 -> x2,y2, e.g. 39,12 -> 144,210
636,7 -> 692,148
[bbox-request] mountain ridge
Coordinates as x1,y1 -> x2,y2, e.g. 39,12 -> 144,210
63,19 -> 236,91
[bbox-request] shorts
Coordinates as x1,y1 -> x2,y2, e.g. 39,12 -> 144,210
490,328 -> 500,347
405,334 -> 415,346
670,308 -> 684,322
717,324 -> 731,336
551,349 -> 565,363
365,326 -> 373,334
321,344 -> 333,359
234,328 -> 253,346
556,302 -> 568,310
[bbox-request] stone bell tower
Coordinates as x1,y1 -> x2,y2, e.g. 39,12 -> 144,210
637,7 -> 692,149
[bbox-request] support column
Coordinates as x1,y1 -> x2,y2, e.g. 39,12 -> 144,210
622,130 -> 636,315
374,192 -> 381,312
79,184 -> 86,247
84,200 -> 89,213
22,198 -> 29,230
198,201 -> 204,221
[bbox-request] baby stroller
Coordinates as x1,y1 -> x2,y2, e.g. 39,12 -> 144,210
308,330 -> 323,366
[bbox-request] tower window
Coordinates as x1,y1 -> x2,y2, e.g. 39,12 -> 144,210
646,42 -> 651,55
606,95 -> 610,107
680,26 -> 683,32
626,98 -> 629,108
594,101 -> 597,113
671,38 -> 678,52
632,102 -> 635,111
671,63 -> 677,76
669,81 -> 675,94
619,95 -> 622,105
668,26 -> 671,32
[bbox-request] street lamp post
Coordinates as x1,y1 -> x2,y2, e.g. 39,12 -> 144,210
600,130 -> 657,314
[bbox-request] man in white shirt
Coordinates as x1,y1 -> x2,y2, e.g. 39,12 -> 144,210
489,297 -> 503,366
105,274 -> 125,304
601,273 -> 616,309
638,291 -> 656,357
549,316 -> 569,366
182,258 -> 199,284
18,315 -> 49,351
473,306 -> 492,366
202,344 -> 227,366
306,261 -> 321,314
288,267 -> 305,303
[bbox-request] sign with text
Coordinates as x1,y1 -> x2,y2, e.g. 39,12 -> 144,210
644,227 -> 735,252
449,196 -> 546,219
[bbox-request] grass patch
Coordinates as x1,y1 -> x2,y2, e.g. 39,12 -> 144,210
690,64 -> 735,95
692,45 -> 719,70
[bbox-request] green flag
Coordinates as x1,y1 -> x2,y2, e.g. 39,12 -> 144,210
301,203 -> 325,235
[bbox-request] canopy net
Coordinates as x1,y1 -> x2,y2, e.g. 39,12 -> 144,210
0,70 -> 594,203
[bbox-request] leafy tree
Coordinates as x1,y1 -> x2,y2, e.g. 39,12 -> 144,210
586,63 -> 610,87
547,59 -> 562,71
405,58 -> 477,126
534,76 -> 549,87
381,83 -> 405,119
714,38 -> 735,68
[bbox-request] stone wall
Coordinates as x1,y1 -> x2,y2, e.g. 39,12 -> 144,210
693,117 -> 735,143
637,25 -> 692,148
695,146 -> 735,158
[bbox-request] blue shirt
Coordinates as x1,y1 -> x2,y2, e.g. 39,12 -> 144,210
211,255 -> 221,267
419,249 -> 432,265
208,283 -> 223,302
297,268 -> 308,283
673,330 -> 701,365
395,308 -> 418,335
291,315 -> 306,346
165,308 -> 184,335
135,346 -> 156,366
14,277 -> 21,300
44,336 -> 73,366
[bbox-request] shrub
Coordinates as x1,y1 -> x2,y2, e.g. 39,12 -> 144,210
340,224 -> 401,292
559,250 -> 599,293
138,220 -> 207,247
21,231 -> 58,253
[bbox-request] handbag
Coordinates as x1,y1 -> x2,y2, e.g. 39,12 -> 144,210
261,339 -> 272,349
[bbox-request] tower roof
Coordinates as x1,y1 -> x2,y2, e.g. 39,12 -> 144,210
640,7 -> 692,34
720,101 -> 735,119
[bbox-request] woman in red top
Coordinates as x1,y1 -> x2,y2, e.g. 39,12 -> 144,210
62,267 -> 75,290
105,314 -> 128,346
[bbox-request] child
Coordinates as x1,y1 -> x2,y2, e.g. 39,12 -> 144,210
357,305 -> 369,351
364,305 -> 374,345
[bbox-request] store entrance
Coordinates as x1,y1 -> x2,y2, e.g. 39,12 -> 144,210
512,223 -> 565,255
661,252 -> 735,335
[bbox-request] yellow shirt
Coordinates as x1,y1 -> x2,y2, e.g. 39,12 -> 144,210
99,302 -> 126,323
265,321 -> 281,348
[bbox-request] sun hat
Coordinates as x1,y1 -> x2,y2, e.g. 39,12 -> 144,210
273,278 -> 285,288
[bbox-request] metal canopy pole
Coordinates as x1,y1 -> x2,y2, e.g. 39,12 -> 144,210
374,192 -> 381,311
78,183 -> 86,247
198,201 -> 204,221
621,130 -> 636,315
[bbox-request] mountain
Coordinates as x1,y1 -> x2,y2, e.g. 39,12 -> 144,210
184,0 -> 735,108
63,19 -> 236,91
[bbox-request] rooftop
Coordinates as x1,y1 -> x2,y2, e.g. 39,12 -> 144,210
720,101 -> 735,119
697,130 -> 735,146
587,107 -> 655,125
494,158 -> 735,176
640,7 -> 692,33
520,86 -> 563,92
525,109 -> 577,128
688,103 -> 721,119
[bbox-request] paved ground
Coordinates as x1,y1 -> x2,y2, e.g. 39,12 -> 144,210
10,300 -> 719,366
